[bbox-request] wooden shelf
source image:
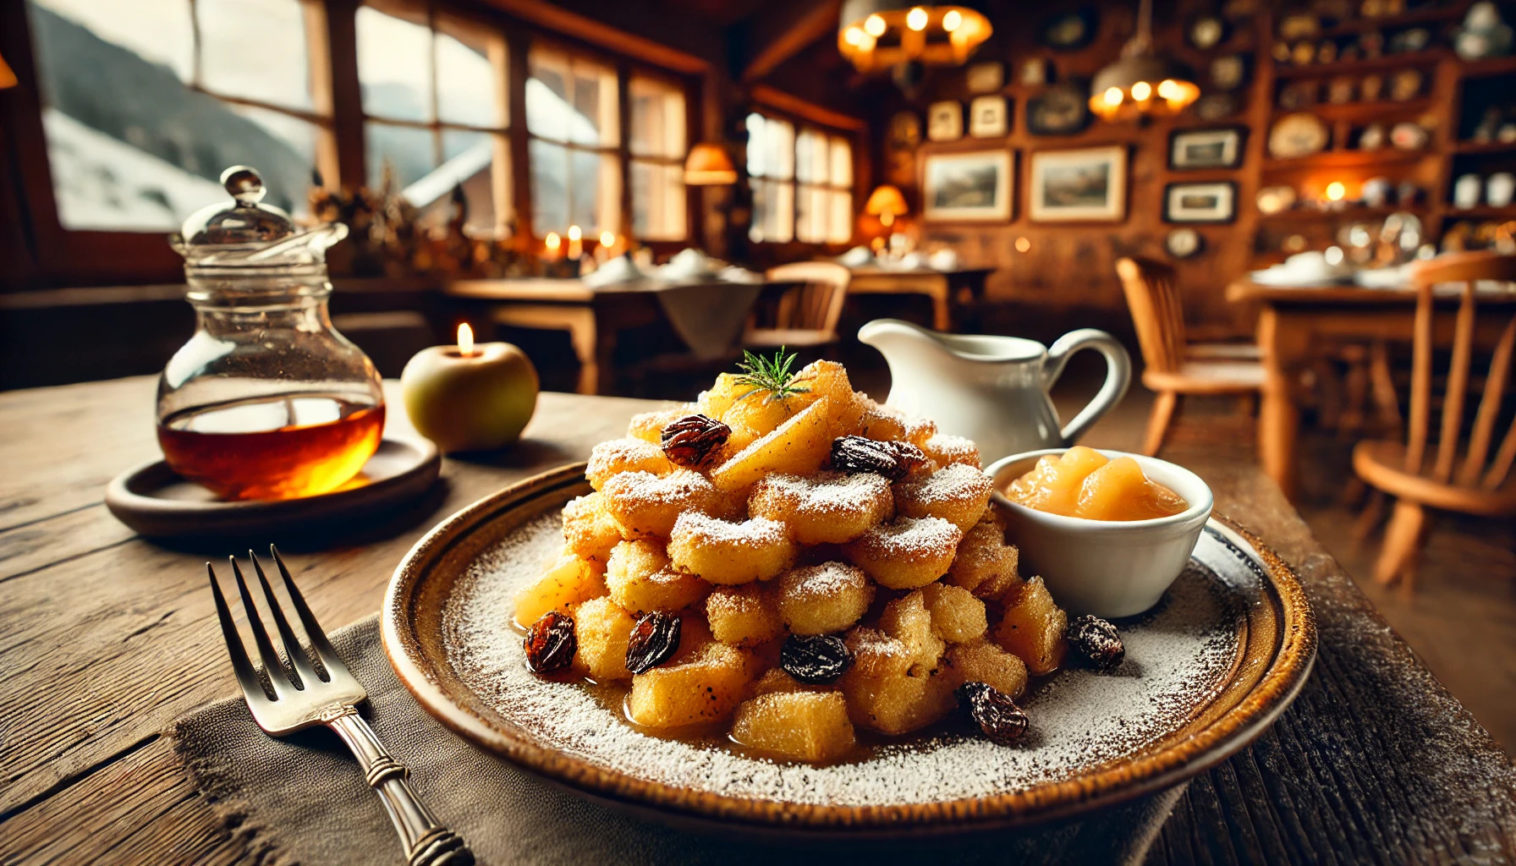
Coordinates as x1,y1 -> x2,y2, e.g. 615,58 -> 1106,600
1273,99 -> 1433,122
1315,6 -> 1466,38
1444,206 -> 1516,220
1273,50 -> 1447,79
1458,56 -> 1516,78
1261,149 -> 1432,171
1452,140 -> 1516,155
1257,205 -> 1425,223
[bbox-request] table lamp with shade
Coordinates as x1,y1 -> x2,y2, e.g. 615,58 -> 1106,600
684,142 -> 737,186
865,184 -> 909,229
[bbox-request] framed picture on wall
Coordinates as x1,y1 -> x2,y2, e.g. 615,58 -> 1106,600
926,101 -> 963,141
1169,127 -> 1244,169
1164,181 -> 1237,223
922,150 -> 1014,222
1028,146 -> 1126,222
969,96 -> 1008,137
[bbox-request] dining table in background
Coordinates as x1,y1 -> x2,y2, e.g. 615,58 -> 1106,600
1,376 -> 1514,863
844,265 -> 994,331
1227,277 -> 1516,501
445,276 -> 772,396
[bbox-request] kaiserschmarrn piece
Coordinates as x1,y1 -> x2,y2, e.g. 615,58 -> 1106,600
515,353 -> 1075,763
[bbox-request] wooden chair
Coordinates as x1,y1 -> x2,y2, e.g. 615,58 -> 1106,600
1353,251 -> 1516,587
1116,257 -> 1265,455
745,262 -> 851,350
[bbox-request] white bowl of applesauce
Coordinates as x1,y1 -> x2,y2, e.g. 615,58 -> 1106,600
984,447 -> 1214,619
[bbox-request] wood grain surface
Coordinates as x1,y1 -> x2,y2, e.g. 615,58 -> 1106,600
0,377 -> 1513,865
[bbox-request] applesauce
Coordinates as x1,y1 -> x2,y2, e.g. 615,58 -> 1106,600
1003,446 -> 1187,521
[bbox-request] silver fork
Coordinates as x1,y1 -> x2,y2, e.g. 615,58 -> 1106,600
207,546 -> 474,866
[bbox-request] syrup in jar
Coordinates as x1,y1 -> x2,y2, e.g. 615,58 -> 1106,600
159,394 -> 384,500
159,165 -> 386,502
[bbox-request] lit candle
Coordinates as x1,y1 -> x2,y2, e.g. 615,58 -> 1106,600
597,230 -> 617,263
544,232 -> 562,260
399,323 -> 540,453
567,225 -> 583,260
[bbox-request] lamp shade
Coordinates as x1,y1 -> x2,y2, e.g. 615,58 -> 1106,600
684,142 -> 737,186
865,184 -> 909,217
0,51 -> 16,90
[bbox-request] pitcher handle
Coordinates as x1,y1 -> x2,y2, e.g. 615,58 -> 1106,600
1044,329 -> 1132,446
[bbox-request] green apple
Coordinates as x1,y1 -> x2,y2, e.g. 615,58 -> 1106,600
400,342 -> 539,452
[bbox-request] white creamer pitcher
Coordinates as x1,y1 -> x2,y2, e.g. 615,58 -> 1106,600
858,319 -> 1131,463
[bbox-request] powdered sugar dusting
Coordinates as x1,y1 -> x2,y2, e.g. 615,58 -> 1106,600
779,561 -> 869,601
670,511 -> 788,546
751,472 -> 892,516
896,463 -> 993,506
442,512 -> 1256,807
853,516 -> 964,560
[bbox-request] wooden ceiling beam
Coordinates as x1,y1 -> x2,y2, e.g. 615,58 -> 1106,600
737,0 -> 842,83
475,0 -> 716,74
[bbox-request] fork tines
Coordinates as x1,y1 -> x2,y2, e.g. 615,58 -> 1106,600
207,546 -> 348,702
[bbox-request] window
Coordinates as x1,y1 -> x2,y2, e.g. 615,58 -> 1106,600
357,2 -> 510,235
747,112 -> 854,245
628,75 -> 687,240
526,45 -> 620,236
24,0 -> 329,231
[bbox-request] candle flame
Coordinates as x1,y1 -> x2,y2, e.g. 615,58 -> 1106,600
545,232 -> 561,251
457,322 -> 475,356
599,230 -> 615,248
1326,181 -> 1346,202
567,225 -> 582,241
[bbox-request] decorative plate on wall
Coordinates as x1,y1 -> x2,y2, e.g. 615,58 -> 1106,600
1027,83 -> 1092,136
1040,8 -> 1096,50
1267,113 -> 1330,158
1166,228 -> 1203,258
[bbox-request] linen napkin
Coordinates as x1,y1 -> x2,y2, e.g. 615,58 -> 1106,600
653,282 -> 762,361
174,617 -> 1184,866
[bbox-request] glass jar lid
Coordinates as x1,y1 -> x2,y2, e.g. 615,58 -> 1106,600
172,165 -> 346,266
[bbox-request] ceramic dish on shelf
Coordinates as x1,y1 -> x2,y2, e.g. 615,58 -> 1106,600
106,437 -> 440,539
1267,113 -> 1330,159
381,463 -> 1316,836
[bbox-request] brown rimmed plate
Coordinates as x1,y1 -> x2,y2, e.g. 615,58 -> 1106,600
382,463 -> 1315,835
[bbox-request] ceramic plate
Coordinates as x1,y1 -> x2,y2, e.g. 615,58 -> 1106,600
382,464 -> 1315,834
106,437 -> 440,539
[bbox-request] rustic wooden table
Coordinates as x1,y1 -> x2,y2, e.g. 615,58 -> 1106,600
1227,279 -> 1516,501
1,377 -> 1513,864
846,266 -> 994,331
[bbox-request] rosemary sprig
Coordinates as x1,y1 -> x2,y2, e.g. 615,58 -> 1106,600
733,347 -> 809,404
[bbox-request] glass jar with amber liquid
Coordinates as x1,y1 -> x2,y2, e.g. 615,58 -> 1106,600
159,166 -> 384,501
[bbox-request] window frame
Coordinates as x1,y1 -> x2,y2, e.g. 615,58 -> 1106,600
2,0 -> 699,289
745,104 -> 860,252
358,0 -> 513,237
2,0 -> 340,285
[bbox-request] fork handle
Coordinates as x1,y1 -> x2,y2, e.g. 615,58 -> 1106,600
326,708 -> 475,866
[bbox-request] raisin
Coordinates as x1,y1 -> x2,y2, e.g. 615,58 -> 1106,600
626,611 -> 682,674
661,414 -> 731,469
957,681 -> 1029,746
523,611 -> 576,674
779,634 -> 853,684
1067,615 -> 1125,672
829,435 -> 923,481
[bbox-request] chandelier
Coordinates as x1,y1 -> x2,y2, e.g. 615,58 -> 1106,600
837,0 -> 992,73
1089,0 -> 1199,121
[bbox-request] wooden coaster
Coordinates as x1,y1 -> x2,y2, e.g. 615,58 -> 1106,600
106,437 -> 441,539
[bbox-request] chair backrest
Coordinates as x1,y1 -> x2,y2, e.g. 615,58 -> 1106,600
760,262 -> 851,337
1404,251 -> 1516,490
1115,256 -> 1187,373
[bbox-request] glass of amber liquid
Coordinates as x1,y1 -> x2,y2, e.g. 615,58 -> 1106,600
158,166 -> 385,501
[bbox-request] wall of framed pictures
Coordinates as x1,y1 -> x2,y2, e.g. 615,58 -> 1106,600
869,0 -> 1516,334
